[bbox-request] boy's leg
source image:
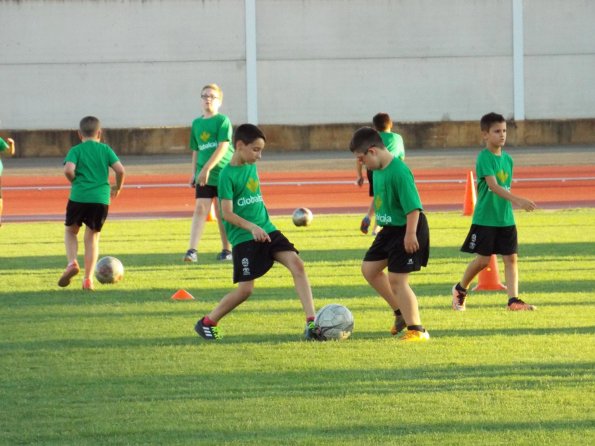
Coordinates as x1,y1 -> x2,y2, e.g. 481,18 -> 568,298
207,281 -> 255,323
213,198 -> 232,258
83,227 -> 100,288
273,251 -> 315,319
452,255 -> 491,310
361,260 -> 399,308
502,254 -> 536,310
185,197 -> 211,260
58,224 -> 81,287
388,272 -> 421,327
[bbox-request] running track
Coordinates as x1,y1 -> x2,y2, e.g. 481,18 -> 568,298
2,165 -> 594,222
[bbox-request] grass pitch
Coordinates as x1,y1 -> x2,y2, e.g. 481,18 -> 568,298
1,210 -> 594,445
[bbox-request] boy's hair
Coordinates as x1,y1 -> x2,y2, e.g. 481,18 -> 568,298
349,127 -> 386,153
79,116 -> 101,137
202,83 -> 223,100
480,112 -> 506,131
372,113 -> 393,132
233,123 -> 266,146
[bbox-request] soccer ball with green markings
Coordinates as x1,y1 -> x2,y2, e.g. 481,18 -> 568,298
314,304 -> 354,340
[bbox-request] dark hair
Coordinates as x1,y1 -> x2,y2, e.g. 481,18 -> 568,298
480,112 -> 505,132
349,127 -> 385,153
233,123 -> 266,146
372,113 -> 392,131
79,116 -> 101,137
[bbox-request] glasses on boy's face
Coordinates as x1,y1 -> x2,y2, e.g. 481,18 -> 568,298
201,94 -> 219,101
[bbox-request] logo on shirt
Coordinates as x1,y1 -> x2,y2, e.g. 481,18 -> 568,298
376,214 -> 392,224
496,170 -> 509,184
237,195 -> 263,207
374,196 -> 383,210
200,131 -> 211,142
246,177 -> 259,193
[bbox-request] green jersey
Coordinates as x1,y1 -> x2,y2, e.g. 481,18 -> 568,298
0,137 -> 8,175
373,157 -> 423,227
189,114 -> 234,187
218,163 -> 277,246
473,149 -> 515,227
379,131 -> 405,160
64,140 -> 120,205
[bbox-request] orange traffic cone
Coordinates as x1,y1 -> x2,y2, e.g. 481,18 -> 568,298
472,255 -> 507,291
206,203 -> 217,222
463,171 -> 477,216
171,289 -> 194,300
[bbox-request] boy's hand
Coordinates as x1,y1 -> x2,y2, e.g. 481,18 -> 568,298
111,185 -> 122,198
404,232 -> 419,253
196,167 -> 210,186
189,175 -> 196,187
356,175 -> 364,187
516,197 -> 537,211
251,225 -> 271,242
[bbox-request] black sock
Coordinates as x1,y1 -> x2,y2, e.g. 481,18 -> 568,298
508,297 -> 520,305
456,283 -> 467,294
407,325 -> 424,332
394,309 -> 402,317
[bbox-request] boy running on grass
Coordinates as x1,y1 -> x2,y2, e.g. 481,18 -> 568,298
194,124 -> 320,341
350,126 -> 430,342
452,112 -> 537,311
58,116 -> 125,290
0,135 -> 16,226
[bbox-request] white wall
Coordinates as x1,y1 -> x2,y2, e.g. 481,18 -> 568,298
0,0 -> 593,129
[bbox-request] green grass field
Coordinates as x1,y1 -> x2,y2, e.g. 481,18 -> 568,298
1,210 -> 594,445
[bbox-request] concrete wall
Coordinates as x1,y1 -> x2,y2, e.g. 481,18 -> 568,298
0,0 -> 593,155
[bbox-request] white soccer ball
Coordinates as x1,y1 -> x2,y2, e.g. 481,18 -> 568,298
292,207 -> 313,227
314,304 -> 354,340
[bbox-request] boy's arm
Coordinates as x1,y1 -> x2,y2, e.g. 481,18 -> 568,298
484,176 -> 536,211
64,162 -> 76,183
355,159 -> 364,186
196,141 -> 230,186
6,138 -> 15,156
220,198 -> 271,242
189,150 -> 197,187
110,161 -> 126,198
404,209 -> 420,253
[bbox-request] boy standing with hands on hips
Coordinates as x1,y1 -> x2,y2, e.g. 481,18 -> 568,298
452,112 -> 537,311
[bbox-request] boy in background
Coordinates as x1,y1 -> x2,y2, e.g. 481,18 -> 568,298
350,126 -> 430,342
452,112 -> 537,311
59,116 -> 125,290
194,124 -> 320,341
0,135 -> 15,226
184,83 -> 234,263
357,113 -> 405,235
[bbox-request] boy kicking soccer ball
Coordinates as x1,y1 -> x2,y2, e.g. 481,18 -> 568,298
452,112 -> 537,311
194,124 -> 320,341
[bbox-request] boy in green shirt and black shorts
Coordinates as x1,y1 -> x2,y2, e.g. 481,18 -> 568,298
0,135 -> 16,226
350,126 -> 430,342
452,112 -> 537,311
194,124 -> 320,341
59,116 -> 125,290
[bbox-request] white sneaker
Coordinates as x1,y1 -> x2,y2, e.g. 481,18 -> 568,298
184,249 -> 198,262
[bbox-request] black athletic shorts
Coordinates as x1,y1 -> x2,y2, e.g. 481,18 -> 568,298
460,224 -> 518,256
366,169 -> 374,197
195,184 -> 218,199
232,230 -> 298,283
363,212 -> 429,273
64,200 -> 109,231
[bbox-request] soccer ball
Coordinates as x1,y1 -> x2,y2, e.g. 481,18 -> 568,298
292,207 -> 313,227
314,304 -> 354,340
95,256 -> 124,284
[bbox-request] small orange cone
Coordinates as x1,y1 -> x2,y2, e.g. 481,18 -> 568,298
472,255 -> 507,291
206,203 -> 217,222
463,171 -> 477,216
171,289 -> 194,300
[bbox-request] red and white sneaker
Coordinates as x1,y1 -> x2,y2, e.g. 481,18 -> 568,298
452,284 -> 467,311
58,261 -> 80,287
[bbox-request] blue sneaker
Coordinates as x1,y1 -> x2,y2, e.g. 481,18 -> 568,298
195,317 -> 222,340
216,249 -> 232,261
304,321 -> 322,341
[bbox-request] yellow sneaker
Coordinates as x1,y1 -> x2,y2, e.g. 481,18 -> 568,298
398,329 -> 430,342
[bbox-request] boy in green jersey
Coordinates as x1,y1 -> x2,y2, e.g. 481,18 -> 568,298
59,117 -> 125,291
357,113 -> 405,236
350,127 -> 430,342
452,112 -> 537,311
0,135 -> 16,226
194,124 -> 320,341
183,83 -> 234,263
